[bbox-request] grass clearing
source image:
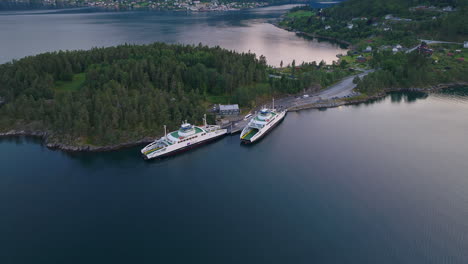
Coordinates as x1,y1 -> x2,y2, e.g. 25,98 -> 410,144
54,73 -> 86,93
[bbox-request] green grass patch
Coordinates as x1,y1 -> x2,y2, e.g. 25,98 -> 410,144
54,73 -> 86,93
341,55 -> 356,63
341,94 -> 369,102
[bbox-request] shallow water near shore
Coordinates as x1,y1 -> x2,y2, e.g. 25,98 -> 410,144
2,88 -> 468,263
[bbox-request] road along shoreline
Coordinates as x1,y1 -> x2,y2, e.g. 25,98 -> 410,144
288,81 -> 468,112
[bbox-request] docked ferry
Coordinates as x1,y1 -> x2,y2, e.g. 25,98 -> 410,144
141,115 -> 227,160
240,100 -> 287,144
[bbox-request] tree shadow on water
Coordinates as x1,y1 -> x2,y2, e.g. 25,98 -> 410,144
389,91 -> 428,104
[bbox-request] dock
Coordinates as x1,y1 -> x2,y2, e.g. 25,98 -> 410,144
223,119 -> 249,134
219,70 -> 374,134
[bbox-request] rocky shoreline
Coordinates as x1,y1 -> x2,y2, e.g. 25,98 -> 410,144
0,129 -> 155,152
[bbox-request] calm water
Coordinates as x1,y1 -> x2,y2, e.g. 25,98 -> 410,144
1,89 -> 468,263
0,5 -> 346,66
1,4 -> 468,264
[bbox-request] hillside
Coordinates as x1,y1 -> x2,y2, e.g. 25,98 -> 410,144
281,0 -> 468,46
279,0 -> 468,97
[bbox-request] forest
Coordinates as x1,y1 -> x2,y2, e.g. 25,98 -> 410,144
354,50 -> 468,95
0,43 -> 347,147
0,43 -> 266,145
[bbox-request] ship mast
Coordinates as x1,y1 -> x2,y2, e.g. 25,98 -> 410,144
164,125 -> 167,137
203,114 -> 207,127
272,98 -> 275,110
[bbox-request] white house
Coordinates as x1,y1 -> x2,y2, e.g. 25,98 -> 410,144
347,24 -> 354,29
325,25 -> 331,30
464,41 -> 468,48
442,6 -> 454,12
364,46 -> 372,52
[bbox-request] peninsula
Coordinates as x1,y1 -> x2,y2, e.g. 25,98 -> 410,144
0,43 -> 351,151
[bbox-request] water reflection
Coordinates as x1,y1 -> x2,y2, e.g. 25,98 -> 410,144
0,5 -> 347,66
389,91 -> 428,103
1,87 -> 468,263
0,135 -> 44,146
296,32 -> 349,49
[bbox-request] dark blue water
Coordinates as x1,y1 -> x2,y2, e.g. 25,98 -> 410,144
1,89 -> 468,263
1,4 -> 467,263
0,4 -> 346,66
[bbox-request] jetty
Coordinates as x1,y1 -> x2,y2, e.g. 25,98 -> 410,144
221,69 -> 373,133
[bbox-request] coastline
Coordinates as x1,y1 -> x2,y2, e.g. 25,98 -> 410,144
0,3 -> 270,13
2,82 -> 467,152
288,81 -> 468,111
273,22 -> 354,49
0,129 -> 155,152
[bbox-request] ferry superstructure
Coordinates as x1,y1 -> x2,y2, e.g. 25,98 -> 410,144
141,115 -> 227,160
240,100 -> 287,144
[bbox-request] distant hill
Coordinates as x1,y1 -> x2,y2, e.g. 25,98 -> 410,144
0,0 -> 306,11
325,0 -> 464,19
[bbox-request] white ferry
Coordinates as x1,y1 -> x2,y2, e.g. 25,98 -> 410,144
141,115 -> 227,160
240,100 -> 287,144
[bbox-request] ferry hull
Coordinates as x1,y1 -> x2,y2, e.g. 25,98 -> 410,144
145,132 -> 226,160
241,112 -> 286,144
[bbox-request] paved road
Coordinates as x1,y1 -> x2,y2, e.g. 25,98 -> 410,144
274,69 -> 373,110
420,39 -> 462,45
407,39 -> 463,53
226,69 -> 374,133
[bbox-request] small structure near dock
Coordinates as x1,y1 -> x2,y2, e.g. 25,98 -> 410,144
219,104 -> 240,116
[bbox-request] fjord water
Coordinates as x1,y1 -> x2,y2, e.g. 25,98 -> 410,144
2,88 -> 468,263
1,4 -> 468,264
0,5 -> 346,66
